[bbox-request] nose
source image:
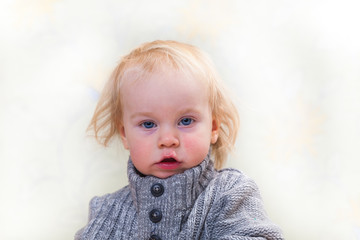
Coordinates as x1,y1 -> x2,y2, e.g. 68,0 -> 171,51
158,127 -> 179,148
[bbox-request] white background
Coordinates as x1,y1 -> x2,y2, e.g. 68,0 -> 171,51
1,0 -> 359,239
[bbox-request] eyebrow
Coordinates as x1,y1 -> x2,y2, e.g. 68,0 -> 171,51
129,112 -> 154,120
129,107 -> 203,120
177,107 -> 202,116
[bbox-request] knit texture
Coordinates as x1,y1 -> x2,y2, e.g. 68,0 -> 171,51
75,155 -> 284,239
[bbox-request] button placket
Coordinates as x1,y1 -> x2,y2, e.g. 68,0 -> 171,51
149,183 -> 164,239
151,183 -> 164,197
149,234 -> 161,240
149,209 -> 162,223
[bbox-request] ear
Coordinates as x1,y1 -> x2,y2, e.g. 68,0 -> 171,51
119,125 -> 129,149
211,119 -> 219,144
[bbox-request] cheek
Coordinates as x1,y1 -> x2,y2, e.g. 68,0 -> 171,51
128,139 -> 153,174
182,134 -> 211,157
183,137 -> 199,149
125,130 -> 149,155
129,138 -> 152,159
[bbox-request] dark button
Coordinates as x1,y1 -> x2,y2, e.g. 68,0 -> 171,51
149,234 -> 161,240
149,209 -> 162,223
151,183 -> 164,197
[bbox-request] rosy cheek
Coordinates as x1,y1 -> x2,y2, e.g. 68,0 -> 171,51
182,135 -> 196,150
182,136 -> 209,158
131,141 -> 151,158
129,141 -> 153,175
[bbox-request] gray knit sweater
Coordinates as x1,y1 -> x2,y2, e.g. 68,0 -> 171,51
75,155 -> 283,239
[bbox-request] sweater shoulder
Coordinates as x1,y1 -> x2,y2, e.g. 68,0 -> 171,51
91,185 -> 130,202
213,168 -> 259,195
75,185 -> 133,239
88,185 -> 131,219
204,169 -> 284,239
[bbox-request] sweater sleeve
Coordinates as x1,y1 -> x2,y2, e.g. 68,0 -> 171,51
74,196 -> 101,240
205,170 -> 284,240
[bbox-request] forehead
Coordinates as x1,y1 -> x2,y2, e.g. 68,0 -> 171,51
120,69 -> 210,114
124,68 -> 203,93
121,66 -> 206,94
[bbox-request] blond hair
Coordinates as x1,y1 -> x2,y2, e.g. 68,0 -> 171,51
88,40 -> 239,169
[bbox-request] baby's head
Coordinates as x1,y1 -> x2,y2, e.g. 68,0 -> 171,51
89,40 -> 239,178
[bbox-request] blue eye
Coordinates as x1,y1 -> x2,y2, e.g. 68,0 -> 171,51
141,121 -> 156,129
179,118 -> 193,126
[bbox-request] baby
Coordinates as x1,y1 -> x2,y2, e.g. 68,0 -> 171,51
75,40 -> 283,239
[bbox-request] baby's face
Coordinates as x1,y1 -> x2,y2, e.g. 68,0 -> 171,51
119,70 -> 218,178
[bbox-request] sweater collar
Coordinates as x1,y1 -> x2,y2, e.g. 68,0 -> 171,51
127,152 -> 217,211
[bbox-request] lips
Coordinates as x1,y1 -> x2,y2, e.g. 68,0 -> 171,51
156,157 -> 181,170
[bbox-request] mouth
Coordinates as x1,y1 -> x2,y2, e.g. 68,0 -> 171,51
161,158 -> 177,163
156,158 -> 181,170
